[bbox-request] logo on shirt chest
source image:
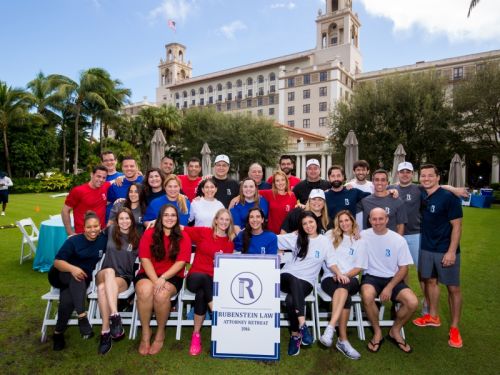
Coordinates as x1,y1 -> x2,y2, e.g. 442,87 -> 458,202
349,248 -> 355,256
385,207 -> 391,215
315,250 -> 320,259
430,205 -> 436,213
101,194 -> 107,201
226,189 -> 232,196
385,249 -> 391,257
260,247 -> 266,254
406,194 -> 412,201
285,204 -> 290,212
344,198 -> 350,206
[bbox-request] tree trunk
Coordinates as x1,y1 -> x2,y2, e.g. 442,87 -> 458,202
100,119 -> 104,154
73,102 -> 81,175
89,115 -> 96,144
62,119 -> 66,173
2,127 -> 12,177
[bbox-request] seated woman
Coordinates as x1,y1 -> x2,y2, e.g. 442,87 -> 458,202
183,209 -> 235,356
278,211 -> 348,356
280,189 -> 329,234
141,168 -> 166,205
143,175 -> 190,227
188,178 -> 224,227
49,211 -> 107,351
319,210 -> 367,360
96,208 -> 140,355
135,204 -> 192,355
108,183 -> 146,235
230,178 -> 269,233
234,207 -> 277,255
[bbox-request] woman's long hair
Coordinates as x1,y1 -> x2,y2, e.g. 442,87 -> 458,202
238,177 -> 259,206
198,177 -> 217,197
296,210 -> 320,260
271,170 -> 291,197
242,207 -> 266,253
125,182 -> 147,214
331,210 -> 358,248
164,174 -> 188,214
151,204 -> 183,262
141,168 -> 165,203
112,207 -> 140,249
305,198 -> 329,231
211,208 -> 236,241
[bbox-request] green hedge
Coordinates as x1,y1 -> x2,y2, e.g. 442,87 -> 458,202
11,172 -> 91,194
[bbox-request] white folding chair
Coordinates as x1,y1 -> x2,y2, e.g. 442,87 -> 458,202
359,298 -> 405,340
16,218 -> 39,264
279,286 -> 319,341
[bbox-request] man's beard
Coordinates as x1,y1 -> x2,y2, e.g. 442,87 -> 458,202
331,180 -> 343,188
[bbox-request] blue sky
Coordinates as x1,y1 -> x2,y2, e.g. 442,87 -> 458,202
1,0 -> 498,102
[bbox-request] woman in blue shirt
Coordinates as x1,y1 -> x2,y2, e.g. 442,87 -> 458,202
234,207 -> 277,255
230,178 -> 269,233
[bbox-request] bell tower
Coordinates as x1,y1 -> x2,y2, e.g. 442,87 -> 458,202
158,43 -> 192,87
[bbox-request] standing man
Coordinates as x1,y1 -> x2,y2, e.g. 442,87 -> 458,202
248,163 -> 271,190
325,165 -> 369,219
61,166 -> 109,236
359,170 -> 407,235
100,151 -> 123,182
361,208 -> 418,353
0,171 -> 13,216
106,157 -> 143,219
210,154 -> 239,208
160,155 -> 175,176
266,155 -> 301,189
348,160 -> 374,194
413,164 -> 463,349
292,159 -> 330,205
178,157 -> 202,201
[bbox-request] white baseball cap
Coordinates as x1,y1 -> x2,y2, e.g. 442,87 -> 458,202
214,154 -> 230,165
397,161 -> 414,172
308,189 -> 325,200
306,159 -> 320,168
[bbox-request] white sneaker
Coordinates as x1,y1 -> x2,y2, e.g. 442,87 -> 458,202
1,212 -> 4,216
319,325 -> 335,347
336,339 -> 361,360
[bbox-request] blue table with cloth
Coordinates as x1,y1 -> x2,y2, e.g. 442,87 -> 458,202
33,217 -> 70,272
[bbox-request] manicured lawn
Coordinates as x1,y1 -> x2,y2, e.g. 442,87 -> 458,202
0,193 -> 499,374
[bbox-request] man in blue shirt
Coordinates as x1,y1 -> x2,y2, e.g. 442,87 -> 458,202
101,151 -> 123,182
412,164 -> 463,349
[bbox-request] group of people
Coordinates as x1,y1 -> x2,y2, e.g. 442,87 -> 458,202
49,150 -> 464,359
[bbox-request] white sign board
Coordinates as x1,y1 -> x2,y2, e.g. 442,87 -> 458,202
211,254 -> 281,360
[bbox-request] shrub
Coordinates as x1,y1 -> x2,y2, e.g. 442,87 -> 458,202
39,173 -> 71,191
490,183 -> 500,191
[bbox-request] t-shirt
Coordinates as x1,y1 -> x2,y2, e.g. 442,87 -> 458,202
234,230 -> 278,255
280,207 -> 328,234
349,180 -> 374,194
212,177 -> 240,208
106,172 -> 123,182
137,227 -> 192,278
178,175 -> 202,202
55,232 -> 107,278
188,198 -> 224,227
258,190 -> 297,234
325,187 -> 369,219
65,182 -> 110,233
321,232 -> 368,280
278,233 -> 337,286
0,176 -> 13,191
390,184 -> 423,235
106,176 -> 144,220
359,194 -> 407,232
143,195 -> 191,225
230,197 -> 269,228
183,226 -> 234,277
102,226 -> 138,280
257,181 -> 272,190
145,190 -> 165,205
421,187 -> 463,253
361,228 -> 413,278
267,175 -> 301,189
293,179 -> 331,204
108,202 -> 144,235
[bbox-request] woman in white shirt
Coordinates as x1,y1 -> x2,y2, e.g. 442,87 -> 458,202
188,178 -> 224,227
319,210 -> 368,360
278,211 -> 347,356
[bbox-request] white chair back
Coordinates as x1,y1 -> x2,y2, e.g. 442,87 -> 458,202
16,218 -> 39,264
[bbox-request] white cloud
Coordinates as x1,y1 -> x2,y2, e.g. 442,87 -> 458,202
360,0 -> 500,42
270,2 -> 296,10
148,0 -> 195,24
219,20 -> 247,40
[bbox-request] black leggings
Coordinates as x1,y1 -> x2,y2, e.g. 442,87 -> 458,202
186,273 -> 213,316
280,273 -> 313,332
50,270 -> 90,332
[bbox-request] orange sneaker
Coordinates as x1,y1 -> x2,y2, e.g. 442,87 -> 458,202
448,327 -> 463,348
412,314 -> 441,327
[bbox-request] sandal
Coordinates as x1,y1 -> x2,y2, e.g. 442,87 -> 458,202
367,337 -> 384,353
386,334 -> 413,353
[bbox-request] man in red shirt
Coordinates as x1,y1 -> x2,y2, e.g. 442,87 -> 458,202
267,155 -> 301,189
178,157 -> 202,202
61,166 -> 110,235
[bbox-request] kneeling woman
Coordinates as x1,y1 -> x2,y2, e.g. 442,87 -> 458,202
135,204 -> 192,355
278,211 -> 348,356
234,207 -> 277,255
183,209 -> 236,356
49,211 -> 107,351
96,208 -> 140,354
319,210 -> 367,360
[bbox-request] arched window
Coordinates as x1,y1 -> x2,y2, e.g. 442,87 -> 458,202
208,85 -> 213,93
167,49 -> 173,61
182,91 -> 187,98
199,87 -> 205,95
179,50 -> 184,62
257,75 -> 264,84
226,81 -> 232,89
191,89 -> 196,96
236,79 -> 242,87
175,92 -> 180,100
247,77 -> 253,85
217,83 -> 223,91
269,72 -> 276,81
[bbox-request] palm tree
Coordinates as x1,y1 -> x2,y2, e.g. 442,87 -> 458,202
468,0 -> 480,17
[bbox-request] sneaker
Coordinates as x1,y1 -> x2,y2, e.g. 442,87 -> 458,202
319,325 -> 335,347
448,327 -> 463,348
98,332 -> 112,355
413,314 -> 441,327
109,314 -> 125,340
299,324 -> 314,346
78,315 -> 94,339
1,212 -> 5,216
288,335 -> 301,356
52,332 -> 65,351
189,332 -> 202,356
336,339 -> 361,360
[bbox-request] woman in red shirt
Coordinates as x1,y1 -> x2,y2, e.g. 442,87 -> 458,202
135,204 -> 192,356
183,208 -> 236,356
259,170 -> 298,234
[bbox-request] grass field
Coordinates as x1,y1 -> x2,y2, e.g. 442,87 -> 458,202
0,193 -> 499,375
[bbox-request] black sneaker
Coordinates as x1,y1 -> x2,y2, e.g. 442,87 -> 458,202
53,332 -> 65,351
78,315 -> 94,339
98,332 -> 112,355
109,314 -> 125,340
